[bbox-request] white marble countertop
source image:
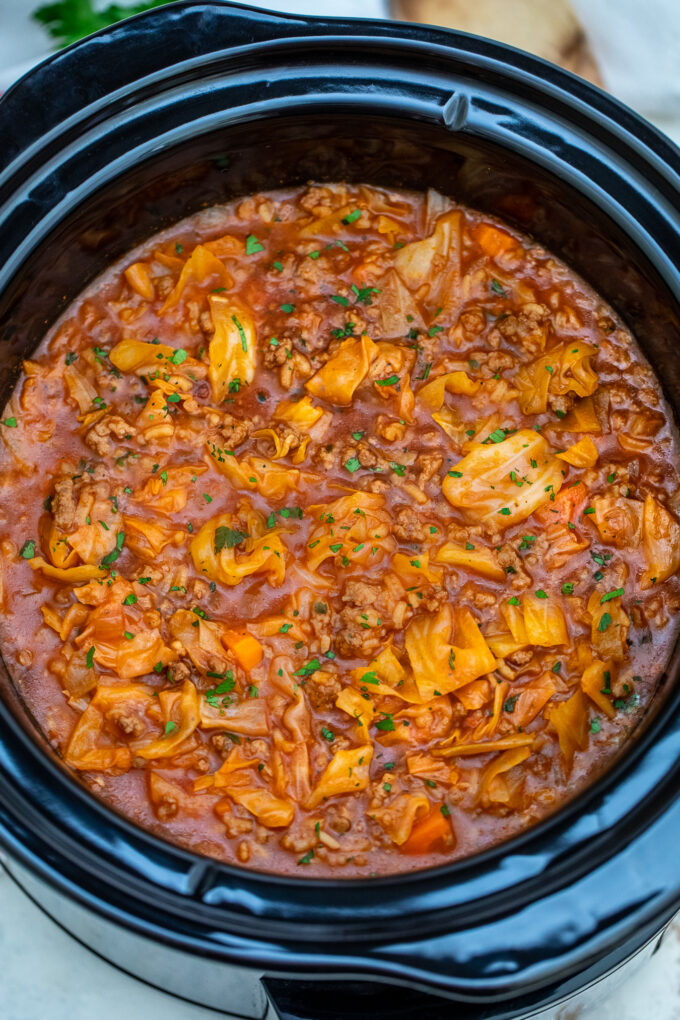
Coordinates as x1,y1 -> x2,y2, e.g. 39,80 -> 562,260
0,1 -> 679,1017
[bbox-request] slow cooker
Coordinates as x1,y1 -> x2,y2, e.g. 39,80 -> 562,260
1,3 -> 680,1018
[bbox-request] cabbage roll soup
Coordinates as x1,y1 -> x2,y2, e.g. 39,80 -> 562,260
1,183 -> 679,877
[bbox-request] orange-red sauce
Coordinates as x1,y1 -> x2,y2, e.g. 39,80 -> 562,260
0,183 -> 678,877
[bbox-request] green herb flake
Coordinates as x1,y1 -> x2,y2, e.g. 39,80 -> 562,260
101,531 -> 125,567
600,587 -> 624,603
19,539 -> 36,559
214,526 -> 249,552
231,314 -> 248,353
293,658 -> 321,677
245,233 -> 264,255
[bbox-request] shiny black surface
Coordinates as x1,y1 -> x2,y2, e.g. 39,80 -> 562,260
1,3 -> 680,1016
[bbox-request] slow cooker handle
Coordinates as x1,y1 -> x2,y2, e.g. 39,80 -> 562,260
261,976 -> 495,1019
1,1 -> 318,170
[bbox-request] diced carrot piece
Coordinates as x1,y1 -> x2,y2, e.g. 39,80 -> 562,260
400,806 -> 454,855
474,223 -> 517,258
534,482 -> 587,526
222,630 -> 264,671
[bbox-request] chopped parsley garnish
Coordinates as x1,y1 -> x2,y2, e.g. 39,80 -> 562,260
342,208 -> 361,224
344,457 -> 361,473
19,540 -> 35,559
321,727 -> 335,742
122,594 -> 137,605
598,612 -> 612,632
293,658 -> 321,677
375,714 -> 395,732
562,582 -> 574,594
85,646 -> 95,669
490,278 -> 507,296
214,526 -> 249,552
280,303 -> 295,314
376,375 -> 399,387
600,587 -> 624,603
351,284 -> 380,305
231,314 -> 248,352
245,233 -> 264,255
101,531 -> 125,567
361,671 -> 379,685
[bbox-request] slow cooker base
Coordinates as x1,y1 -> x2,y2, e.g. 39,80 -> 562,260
2,854 -> 669,1020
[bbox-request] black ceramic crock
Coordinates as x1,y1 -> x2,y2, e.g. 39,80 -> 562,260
1,4 -> 680,1018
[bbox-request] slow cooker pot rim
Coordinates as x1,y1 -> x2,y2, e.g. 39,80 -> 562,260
1,0 -> 679,893
3,0 -> 679,186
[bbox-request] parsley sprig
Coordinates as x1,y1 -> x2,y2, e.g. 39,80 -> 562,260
33,0 -> 174,49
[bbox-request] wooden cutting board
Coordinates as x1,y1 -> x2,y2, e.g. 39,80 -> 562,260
391,0 -> 602,85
